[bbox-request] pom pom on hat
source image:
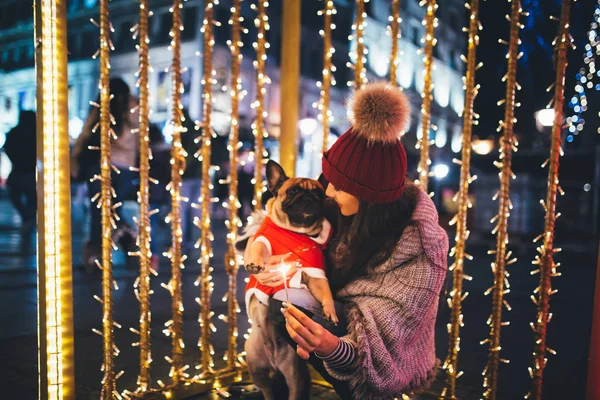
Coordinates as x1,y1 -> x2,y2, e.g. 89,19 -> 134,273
349,82 -> 411,144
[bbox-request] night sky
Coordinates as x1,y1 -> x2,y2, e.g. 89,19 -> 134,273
473,0 -> 598,147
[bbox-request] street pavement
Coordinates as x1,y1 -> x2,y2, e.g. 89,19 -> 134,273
0,188 -> 596,399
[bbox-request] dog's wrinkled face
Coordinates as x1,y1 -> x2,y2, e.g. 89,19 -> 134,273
277,178 -> 326,229
266,160 -> 326,234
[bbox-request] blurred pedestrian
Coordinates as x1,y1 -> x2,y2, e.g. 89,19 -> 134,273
180,109 -> 201,254
148,123 -> 171,271
71,78 -> 140,272
3,110 -> 37,254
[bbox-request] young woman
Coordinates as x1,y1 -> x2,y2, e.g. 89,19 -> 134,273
247,82 -> 448,399
71,78 -> 140,271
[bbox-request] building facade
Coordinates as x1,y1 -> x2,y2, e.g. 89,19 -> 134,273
0,0 -> 466,179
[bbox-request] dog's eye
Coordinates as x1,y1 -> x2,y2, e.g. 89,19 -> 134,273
288,187 -> 300,196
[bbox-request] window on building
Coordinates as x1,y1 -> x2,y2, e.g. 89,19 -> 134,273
364,1 -> 373,17
182,7 -> 197,41
433,42 -> 442,62
449,49 -> 458,70
412,26 -> 421,47
449,11 -> 461,33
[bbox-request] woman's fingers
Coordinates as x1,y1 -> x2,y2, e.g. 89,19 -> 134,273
254,270 -> 285,286
283,305 -> 322,349
285,320 -> 316,352
284,303 -> 323,336
296,345 -> 311,360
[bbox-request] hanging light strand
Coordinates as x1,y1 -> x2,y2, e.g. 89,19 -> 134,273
251,0 -> 270,211
224,0 -> 243,372
98,0 -> 118,397
442,1 -> 480,399
350,0 -> 367,89
389,0 -> 401,86
197,0 -> 216,375
416,0 -> 438,192
529,2 -> 572,399
482,1 -> 523,399
134,0 -> 152,391
566,2 -> 599,137
319,1 -> 336,154
166,0 -> 186,383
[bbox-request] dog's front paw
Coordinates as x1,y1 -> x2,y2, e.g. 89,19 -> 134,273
244,262 -> 265,274
322,301 -> 339,326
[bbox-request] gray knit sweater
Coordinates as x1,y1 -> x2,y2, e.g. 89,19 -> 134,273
324,189 -> 448,399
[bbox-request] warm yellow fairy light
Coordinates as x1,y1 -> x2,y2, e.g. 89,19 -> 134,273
134,0 -> 152,392
97,0 -> 119,397
166,0 -> 187,383
34,0 -> 75,398
223,0 -> 243,372
198,0 -> 216,375
251,0 -> 270,211
389,0 -> 401,86
349,0 -> 367,89
483,1 -> 523,399
318,1 -> 336,154
416,0 -> 438,192
443,1 -> 480,398
529,2 -> 572,399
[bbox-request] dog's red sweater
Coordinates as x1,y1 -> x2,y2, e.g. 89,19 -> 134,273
245,216 -> 333,306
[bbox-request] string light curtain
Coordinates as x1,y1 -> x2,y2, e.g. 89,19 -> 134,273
132,0 -> 153,392
349,0 -> 367,89
389,0 -> 401,86
34,0 -> 75,397
482,1 -> 524,398
165,0 -> 187,384
416,0 -> 438,192
197,0 -> 217,375
223,0 -> 243,373
95,0 -> 122,396
566,1 -> 600,138
251,0 -> 270,211
318,1 -> 337,154
528,1 -> 573,399
442,1 -> 481,398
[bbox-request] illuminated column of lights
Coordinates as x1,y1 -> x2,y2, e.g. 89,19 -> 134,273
416,0 -> 438,192
389,0 -> 401,86
318,1 -> 337,154
441,1 -> 480,398
96,0 -> 122,397
482,1 -> 524,399
251,0 -> 270,211
222,0 -> 243,373
348,0 -> 367,89
197,0 -> 217,375
528,2 -> 572,399
131,0 -> 153,392
34,0 -> 75,398
162,0 -> 188,384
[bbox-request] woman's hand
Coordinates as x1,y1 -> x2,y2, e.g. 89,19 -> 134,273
282,302 -> 339,360
253,253 -> 297,287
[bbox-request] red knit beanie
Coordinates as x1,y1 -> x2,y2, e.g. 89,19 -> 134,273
322,82 -> 410,204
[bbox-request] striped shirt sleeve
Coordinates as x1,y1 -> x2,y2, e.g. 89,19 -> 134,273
315,338 -> 356,370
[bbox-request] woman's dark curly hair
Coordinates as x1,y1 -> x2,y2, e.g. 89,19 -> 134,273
326,182 -> 420,294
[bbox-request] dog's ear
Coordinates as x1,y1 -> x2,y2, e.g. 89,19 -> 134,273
266,160 -> 288,196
